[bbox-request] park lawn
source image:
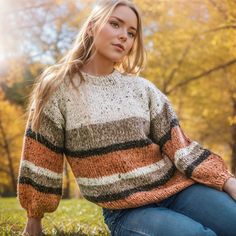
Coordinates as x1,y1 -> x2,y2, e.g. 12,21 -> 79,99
0,197 -> 110,236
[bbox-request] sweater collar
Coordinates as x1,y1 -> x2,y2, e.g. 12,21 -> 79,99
80,68 -> 122,86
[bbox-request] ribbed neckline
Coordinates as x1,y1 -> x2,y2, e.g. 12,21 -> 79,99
80,68 -> 122,86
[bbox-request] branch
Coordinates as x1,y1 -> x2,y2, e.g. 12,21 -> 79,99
164,24 -> 236,92
0,167 -> 10,175
207,0 -> 228,19
166,58 -> 236,94
163,40 -> 192,92
204,25 -> 236,33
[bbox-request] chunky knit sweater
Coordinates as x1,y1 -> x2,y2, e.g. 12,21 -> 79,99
17,69 -> 234,219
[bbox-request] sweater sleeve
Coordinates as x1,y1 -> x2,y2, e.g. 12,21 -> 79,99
147,80 -> 234,191
17,86 -> 65,219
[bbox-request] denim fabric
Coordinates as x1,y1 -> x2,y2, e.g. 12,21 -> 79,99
102,184 -> 236,236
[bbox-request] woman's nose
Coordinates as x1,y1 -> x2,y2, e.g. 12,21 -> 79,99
119,29 -> 127,41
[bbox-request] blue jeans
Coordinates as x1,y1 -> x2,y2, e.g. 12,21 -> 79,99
102,184 -> 236,236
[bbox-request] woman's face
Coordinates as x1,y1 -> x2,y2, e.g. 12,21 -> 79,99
92,5 -> 138,64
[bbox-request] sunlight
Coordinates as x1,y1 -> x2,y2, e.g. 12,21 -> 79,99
0,0 -> 12,63
0,0 -> 21,65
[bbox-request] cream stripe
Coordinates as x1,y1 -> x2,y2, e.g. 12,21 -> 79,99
21,160 -> 63,179
174,141 -> 200,170
76,156 -> 169,186
174,141 -> 199,160
79,157 -> 174,197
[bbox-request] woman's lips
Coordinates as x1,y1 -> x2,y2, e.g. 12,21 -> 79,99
112,44 -> 125,52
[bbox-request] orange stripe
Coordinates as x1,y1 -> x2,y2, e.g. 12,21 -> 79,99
190,154 -> 232,190
99,171 -> 195,209
23,137 -> 64,173
18,184 -> 61,218
67,143 -> 162,178
163,126 -> 190,160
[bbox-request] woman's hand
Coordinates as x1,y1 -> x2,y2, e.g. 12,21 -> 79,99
223,177 -> 236,201
22,217 -> 43,236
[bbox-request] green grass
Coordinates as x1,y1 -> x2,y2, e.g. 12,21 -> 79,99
0,197 -> 110,235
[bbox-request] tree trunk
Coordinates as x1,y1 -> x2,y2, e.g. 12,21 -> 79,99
0,119 -> 17,193
231,99 -> 236,175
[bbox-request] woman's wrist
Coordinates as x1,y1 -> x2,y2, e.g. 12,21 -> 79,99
27,217 -> 42,222
223,177 -> 236,201
223,177 -> 236,192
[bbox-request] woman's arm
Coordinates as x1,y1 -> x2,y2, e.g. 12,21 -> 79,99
22,218 -> 43,236
17,87 -> 65,232
223,177 -> 236,201
147,80 -> 235,191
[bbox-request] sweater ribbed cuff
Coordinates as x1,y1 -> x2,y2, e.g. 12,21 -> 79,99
27,210 -> 44,219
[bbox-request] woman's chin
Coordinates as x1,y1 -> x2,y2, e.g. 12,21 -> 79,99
111,56 -> 124,64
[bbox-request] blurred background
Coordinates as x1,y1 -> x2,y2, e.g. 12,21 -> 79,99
0,0 -> 236,199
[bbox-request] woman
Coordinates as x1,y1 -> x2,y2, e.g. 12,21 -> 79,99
17,0 -> 236,235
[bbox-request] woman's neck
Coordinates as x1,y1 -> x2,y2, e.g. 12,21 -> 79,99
81,55 -> 115,76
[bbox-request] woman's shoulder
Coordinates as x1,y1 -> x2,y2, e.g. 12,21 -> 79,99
120,72 -> 150,87
123,73 -> 165,97
40,74 -> 68,115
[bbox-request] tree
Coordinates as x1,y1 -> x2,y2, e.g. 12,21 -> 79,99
0,92 -> 25,196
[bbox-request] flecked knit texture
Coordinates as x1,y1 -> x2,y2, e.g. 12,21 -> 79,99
17,69 -> 234,218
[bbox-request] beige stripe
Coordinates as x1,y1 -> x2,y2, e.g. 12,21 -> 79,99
65,116 -> 150,151
78,156 -> 174,197
150,101 -> 178,143
97,173 -> 195,209
174,141 -> 205,172
21,160 -> 63,179
35,112 -> 64,148
20,165 -> 62,188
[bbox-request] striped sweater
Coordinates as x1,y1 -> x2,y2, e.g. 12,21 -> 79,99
17,69 -> 234,218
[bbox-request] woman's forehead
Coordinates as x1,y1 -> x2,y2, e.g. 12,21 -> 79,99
110,5 -> 138,30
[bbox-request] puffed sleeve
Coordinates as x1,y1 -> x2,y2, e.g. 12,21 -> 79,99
17,85 -> 65,218
147,80 -> 234,191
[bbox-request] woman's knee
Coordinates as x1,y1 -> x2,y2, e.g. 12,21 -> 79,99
214,200 -> 236,236
173,184 -> 236,236
107,205 -> 217,236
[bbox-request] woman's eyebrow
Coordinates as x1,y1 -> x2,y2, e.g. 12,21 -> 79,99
110,16 -> 137,31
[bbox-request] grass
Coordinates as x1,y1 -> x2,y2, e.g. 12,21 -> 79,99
0,197 -> 110,236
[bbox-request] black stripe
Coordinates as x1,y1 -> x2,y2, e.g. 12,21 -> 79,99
185,149 -> 211,178
19,176 -> 62,195
83,165 -> 176,203
159,119 -> 179,151
20,166 -> 61,188
64,138 -> 153,158
26,127 -> 64,154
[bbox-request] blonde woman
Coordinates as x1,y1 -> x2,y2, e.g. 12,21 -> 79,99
17,0 -> 236,235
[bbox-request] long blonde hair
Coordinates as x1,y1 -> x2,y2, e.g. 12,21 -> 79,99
29,0 -> 146,132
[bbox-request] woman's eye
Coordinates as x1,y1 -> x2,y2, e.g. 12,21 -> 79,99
128,32 -> 135,38
110,22 -> 119,28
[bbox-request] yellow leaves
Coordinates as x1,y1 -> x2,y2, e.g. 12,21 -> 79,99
1,57 -> 27,86
0,95 -> 25,190
233,92 -> 236,100
0,98 -> 25,136
202,108 -> 209,117
228,115 -> 236,125
202,108 -> 222,118
226,0 -> 236,21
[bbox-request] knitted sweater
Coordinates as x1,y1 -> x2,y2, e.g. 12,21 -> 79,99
17,69 -> 234,218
